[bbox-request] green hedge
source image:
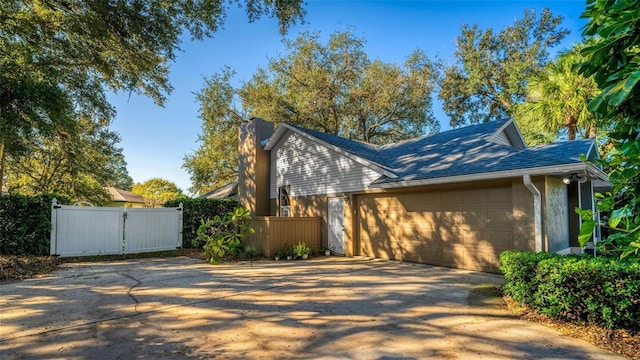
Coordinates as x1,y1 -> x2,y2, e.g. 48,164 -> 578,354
164,197 -> 239,248
500,250 -> 557,305
500,250 -> 640,331
0,194 -> 69,255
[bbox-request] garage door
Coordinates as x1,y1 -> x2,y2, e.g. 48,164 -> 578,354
357,185 -> 513,273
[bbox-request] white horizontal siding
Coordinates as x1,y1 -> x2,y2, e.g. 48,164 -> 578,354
491,130 -> 512,146
270,131 -> 382,198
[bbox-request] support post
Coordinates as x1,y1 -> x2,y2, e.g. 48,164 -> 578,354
50,198 -> 59,256
523,175 -> 543,252
178,202 -> 184,249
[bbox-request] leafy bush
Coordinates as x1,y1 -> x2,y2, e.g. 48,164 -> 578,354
499,250 -> 557,304
197,207 -> 253,264
243,245 -> 258,260
501,250 -> 640,331
164,197 -> 239,248
283,244 -> 295,259
0,194 -> 69,255
578,207 -> 640,261
293,241 -> 311,258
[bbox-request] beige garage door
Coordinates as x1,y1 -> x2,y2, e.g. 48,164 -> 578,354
357,185 -> 513,273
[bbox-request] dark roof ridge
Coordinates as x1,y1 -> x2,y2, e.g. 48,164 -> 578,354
379,119 -> 510,150
288,124 -> 381,148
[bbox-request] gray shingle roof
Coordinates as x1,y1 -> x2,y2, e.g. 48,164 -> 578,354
288,120 -> 597,185
199,181 -> 238,199
106,187 -> 145,203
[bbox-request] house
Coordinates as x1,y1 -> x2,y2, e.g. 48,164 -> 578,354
238,117 -> 608,273
105,187 -> 146,208
199,181 -> 239,201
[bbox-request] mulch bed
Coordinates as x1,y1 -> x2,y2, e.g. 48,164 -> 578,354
0,255 -> 61,283
503,296 -> 640,359
0,249 -> 205,283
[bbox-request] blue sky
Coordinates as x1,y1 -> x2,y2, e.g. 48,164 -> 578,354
107,0 -> 588,195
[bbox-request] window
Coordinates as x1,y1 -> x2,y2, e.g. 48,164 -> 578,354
279,185 -> 290,217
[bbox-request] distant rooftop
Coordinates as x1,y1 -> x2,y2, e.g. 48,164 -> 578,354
105,187 -> 145,203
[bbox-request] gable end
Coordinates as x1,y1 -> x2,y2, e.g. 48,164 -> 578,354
487,120 -> 526,149
270,131 -> 384,198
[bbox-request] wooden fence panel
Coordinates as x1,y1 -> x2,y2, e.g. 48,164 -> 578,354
245,217 -> 322,257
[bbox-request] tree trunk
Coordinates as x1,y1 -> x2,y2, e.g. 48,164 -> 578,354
0,140 -> 5,193
566,114 -> 577,141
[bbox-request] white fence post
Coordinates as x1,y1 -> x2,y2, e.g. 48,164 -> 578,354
50,198 -> 60,256
178,202 -> 183,249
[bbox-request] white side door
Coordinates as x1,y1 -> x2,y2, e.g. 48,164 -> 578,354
328,197 -> 345,255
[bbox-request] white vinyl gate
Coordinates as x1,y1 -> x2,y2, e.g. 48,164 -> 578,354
50,199 -> 183,257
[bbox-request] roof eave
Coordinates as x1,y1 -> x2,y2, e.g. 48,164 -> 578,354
263,123 -> 290,150
370,163 -> 609,189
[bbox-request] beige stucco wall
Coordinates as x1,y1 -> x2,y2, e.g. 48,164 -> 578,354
512,175 -> 574,253
511,179 -> 537,252
544,177 -> 570,252
238,118 -> 273,216
108,201 -> 145,208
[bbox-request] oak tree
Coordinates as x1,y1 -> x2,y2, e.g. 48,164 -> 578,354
185,30 -> 440,195
5,117 -> 132,204
132,178 -> 183,208
439,8 -> 569,127
0,0 -> 305,192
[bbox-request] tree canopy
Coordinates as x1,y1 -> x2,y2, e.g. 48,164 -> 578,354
5,117 -> 132,204
0,0 -> 305,195
132,178 -> 183,208
184,30 -> 441,195
439,8 -> 569,127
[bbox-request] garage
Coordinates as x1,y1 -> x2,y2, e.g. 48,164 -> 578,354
250,118 -> 608,273
357,183 -> 514,273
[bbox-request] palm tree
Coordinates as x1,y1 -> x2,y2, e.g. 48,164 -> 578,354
515,43 -> 602,144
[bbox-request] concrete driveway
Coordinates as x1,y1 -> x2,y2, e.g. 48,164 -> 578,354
0,256 -> 623,359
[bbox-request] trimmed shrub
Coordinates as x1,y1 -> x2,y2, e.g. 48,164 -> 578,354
534,257 -> 640,330
0,193 -> 70,255
501,250 -> 640,331
499,250 -> 557,304
164,197 -> 239,248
